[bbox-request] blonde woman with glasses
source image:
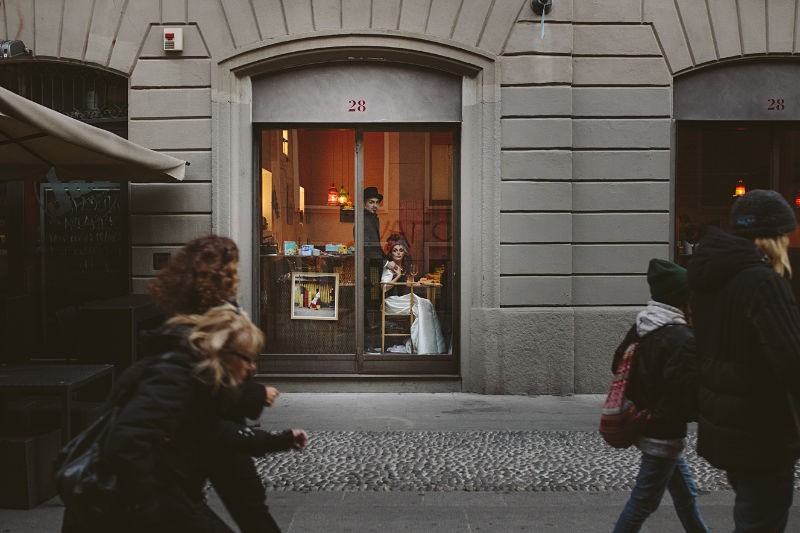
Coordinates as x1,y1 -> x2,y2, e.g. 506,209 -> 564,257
689,189 -> 800,533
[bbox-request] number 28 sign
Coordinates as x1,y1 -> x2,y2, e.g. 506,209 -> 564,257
768,98 -> 785,111
348,100 -> 366,112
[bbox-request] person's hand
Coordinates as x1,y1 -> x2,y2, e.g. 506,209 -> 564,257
291,429 -> 308,450
385,261 -> 398,274
265,386 -> 279,406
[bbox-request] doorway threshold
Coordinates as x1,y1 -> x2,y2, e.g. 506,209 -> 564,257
254,373 -> 461,393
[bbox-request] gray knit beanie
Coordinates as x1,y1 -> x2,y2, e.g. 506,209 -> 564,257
729,189 -> 797,239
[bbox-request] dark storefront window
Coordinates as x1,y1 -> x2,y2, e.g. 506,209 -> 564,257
0,62 -> 129,359
257,127 -> 457,374
676,122 -> 800,301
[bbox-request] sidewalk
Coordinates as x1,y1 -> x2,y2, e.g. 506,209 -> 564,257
2,393 -> 799,532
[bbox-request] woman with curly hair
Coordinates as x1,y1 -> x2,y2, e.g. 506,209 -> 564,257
144,235 -> 287,532
80,305 -> 306,532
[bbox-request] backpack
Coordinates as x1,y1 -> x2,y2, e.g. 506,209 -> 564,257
599,341 -> 651,448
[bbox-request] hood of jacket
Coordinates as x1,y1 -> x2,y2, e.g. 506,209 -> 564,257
635,300 -> 687,337
688,225 -> 765,293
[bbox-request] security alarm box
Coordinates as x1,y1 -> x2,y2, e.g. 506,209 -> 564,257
163,28 -> 183,52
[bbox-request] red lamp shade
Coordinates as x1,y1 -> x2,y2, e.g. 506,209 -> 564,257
794,194 -> 800,208
327,183 -> 339,205
734,179 -> 746,197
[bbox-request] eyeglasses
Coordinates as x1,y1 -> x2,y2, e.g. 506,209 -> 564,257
226,349 -> 256,365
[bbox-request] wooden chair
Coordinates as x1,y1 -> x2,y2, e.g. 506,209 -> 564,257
380,281 -> 415,354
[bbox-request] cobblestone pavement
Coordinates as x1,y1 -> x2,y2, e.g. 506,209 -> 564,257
255,431 -> 800,492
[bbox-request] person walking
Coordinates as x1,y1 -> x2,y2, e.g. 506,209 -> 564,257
688,189 -> 800,532
612,258 -> 709,533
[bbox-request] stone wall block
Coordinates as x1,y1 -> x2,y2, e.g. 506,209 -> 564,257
452,0 -> 493,47
573,275 -> 649,305
738,0 -> 767,54
85,0 -> 127,66
505,22 -> 573,55
574,307 -> 639,392
313,0 -> 342,31
479,0 -> 527,54
130,88 -> 211,118
501,181 -> 572,211
642,0 -> 693,73
109,0 -> 159,74
139,25 -> 210,58
502,118 -> 572,149
573,25 -> 659,56
426,0 -> 462,38
130,183 -> 211,213
502,87 -> 572,117
0,5 -> 6,40
573,213 -> 670,242
573,87 -> 670,117
501,213 -> 572,242
372,0 -> 401,30
572,57 -> 670,86
162,0 -> 186,22
500,276 -> 572,306
398,0 -> 430,33
221,0 -> 261,47
706,0 -> 742,58
130,214 -> 212,244
342,0 -> 371,29
188,0 -> 235,57
573,181 -> 669,211
131,246 -> 183,276
131,59 -> 211,87
502,56 -> 572,85
161,151 -> 211,181
573,151 -> 670,180
767,0 -> 795,52
573,244 -> 670,274
60,0 -> 94,60
253,0 -> 288,39
573,119 -> 671,149
4,1 -> 34,49
501,244 -> 572,275
573,0 -> 641,22
33,0 -> 61,58
674,0 -> 717,65
129,119 -> 211,150
282,0 -> 314,33
502,150 -> 572,180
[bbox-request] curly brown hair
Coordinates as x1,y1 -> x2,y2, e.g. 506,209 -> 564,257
148,235 -> 240,316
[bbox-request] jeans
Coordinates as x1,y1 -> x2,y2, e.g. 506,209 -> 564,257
727,467 -> 795,533
613,453 -> 709,533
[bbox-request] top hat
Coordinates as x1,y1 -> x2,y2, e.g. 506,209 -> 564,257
364,186 -> 383,202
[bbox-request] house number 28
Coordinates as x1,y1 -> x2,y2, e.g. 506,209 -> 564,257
348,100 -> 366,112
768,98 -> 785,111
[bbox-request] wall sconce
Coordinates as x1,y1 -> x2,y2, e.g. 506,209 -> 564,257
733,179 -> 746,198
0,40 -> 32,59
531,0 -> 552,15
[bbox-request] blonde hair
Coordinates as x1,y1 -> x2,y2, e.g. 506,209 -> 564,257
755,234 -> 792,278
166,304 -> 264,393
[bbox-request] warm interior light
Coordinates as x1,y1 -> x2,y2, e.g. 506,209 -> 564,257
794,194 -> 800,208
338,185 -> 347,205
299,186 -> 305,214
327,183 -> 339,205
282,130 -> 289,157
734,179 -> 746,197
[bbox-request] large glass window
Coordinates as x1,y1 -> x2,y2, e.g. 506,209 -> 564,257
676,122 -> 800,301
257,128 -> 457,374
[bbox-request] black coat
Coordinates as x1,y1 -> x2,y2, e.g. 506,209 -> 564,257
103,331 -> 293,529
363,209 -> 382,259
612,321 -> 698,440
688,225 -> 800,472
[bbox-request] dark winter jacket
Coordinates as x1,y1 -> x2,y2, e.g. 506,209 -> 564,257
612,307 -> 698,440
102,328 -> 293,528
688,225 -> 800,472
363,209 -> 382,259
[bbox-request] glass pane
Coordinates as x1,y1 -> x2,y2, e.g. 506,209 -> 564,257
363,132 -> 454,355
675,123 -> 772,266
775,129 -> 800,304
258,129 -> 356,354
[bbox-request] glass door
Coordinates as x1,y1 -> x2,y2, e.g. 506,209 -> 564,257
256,126 -> 458,375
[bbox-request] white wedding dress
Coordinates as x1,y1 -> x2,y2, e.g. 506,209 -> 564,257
381,267 -> 446,354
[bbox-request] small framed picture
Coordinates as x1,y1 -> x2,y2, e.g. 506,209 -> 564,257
290,272 -> 339,320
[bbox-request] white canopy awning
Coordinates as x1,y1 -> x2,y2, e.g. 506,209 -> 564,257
0,86 -> 185,182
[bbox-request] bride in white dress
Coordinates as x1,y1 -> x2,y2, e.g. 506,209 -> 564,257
381,238 -> 446,354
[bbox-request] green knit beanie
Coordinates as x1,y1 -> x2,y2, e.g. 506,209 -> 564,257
647,258 -> 688,307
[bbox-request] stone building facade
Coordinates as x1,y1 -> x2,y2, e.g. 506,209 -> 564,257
1,0 -> 794,393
